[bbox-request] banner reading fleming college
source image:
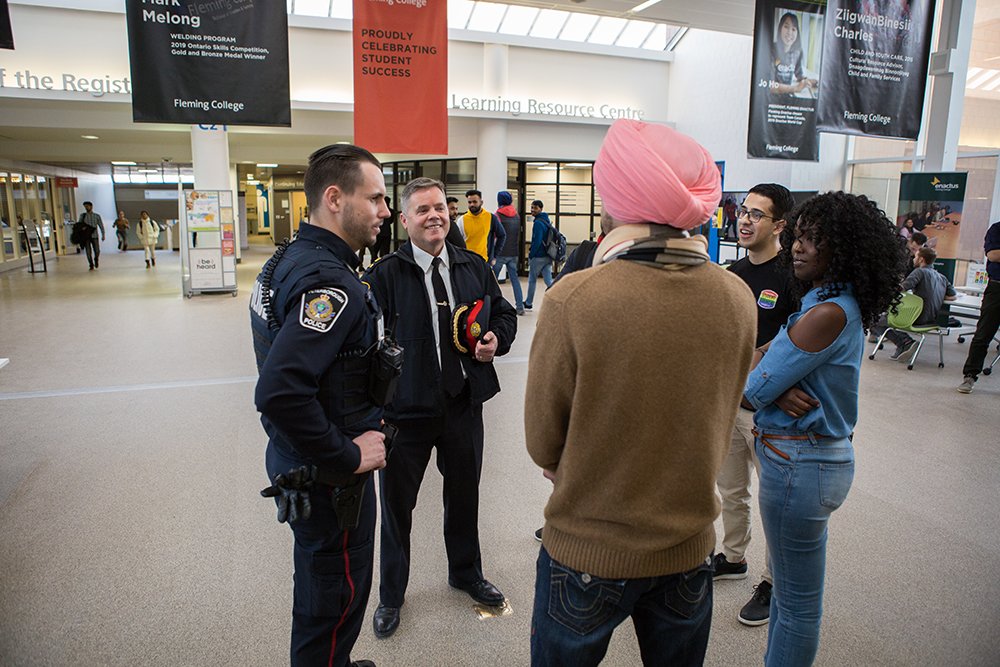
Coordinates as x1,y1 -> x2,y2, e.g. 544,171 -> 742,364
748,0 -> 826,161
125,1 -> 290,127
817,0 -> 935,139
353,0 -> 448,154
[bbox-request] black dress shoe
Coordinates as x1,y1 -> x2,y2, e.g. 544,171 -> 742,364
373,605 -> 400,638
451,578 -> 505,606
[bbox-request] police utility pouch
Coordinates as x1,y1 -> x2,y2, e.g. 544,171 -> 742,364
368,338 -> 403,406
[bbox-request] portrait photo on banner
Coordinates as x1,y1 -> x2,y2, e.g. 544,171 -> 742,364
766,7 -> 823,100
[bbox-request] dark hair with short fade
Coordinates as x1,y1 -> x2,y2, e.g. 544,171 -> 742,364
304,143 -> 381,213
402,177 -> 447,214
446,196 -> 459,204
910,231 -> 927,246
747,183 -> 795,221
531,200 -> 544,209
83,201 -> 93,206
465,189 -> 482,199
916,247 -> 937,265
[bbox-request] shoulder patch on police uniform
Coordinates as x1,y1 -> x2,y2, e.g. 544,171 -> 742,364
299,288 -> 348,333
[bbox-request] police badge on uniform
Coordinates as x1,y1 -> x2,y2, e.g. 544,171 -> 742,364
299,288 -> 348,333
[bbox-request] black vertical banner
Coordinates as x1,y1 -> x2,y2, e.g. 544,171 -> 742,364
748,0 -> 827,161
0,0 -> 14,50
125,1 -> 290,127
817,0 -> 935,139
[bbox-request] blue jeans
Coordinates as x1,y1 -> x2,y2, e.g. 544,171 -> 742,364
755,431 -> 854,667
530,546 -> 712,667
492,255 -> 523,309
525,257 -> 553,307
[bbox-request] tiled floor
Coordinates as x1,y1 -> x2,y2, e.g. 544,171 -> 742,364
1,239 -> 998,665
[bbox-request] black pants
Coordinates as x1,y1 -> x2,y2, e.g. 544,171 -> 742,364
963,279 -> 1000,379
268,447 -> 376,667
116,229 -> 128,250
84,234 -> 100,267
378,392 -> 485,607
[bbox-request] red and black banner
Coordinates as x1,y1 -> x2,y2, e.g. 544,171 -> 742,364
125,0 -> 290,127
816,0 -> 935,139
353,0 -> 448,154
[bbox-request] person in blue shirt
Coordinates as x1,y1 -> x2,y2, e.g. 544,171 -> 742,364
742,192 -> 907,666
524,200 -> 554,310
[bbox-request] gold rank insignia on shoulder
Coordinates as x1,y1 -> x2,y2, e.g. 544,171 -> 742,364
299,288 -> 348,333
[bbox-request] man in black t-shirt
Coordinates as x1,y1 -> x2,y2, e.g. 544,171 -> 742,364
714,183 -> 799,627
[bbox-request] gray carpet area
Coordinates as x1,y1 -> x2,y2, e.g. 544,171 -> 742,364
1,240 -> 998,666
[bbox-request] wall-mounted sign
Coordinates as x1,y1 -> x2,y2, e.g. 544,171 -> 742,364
54,177 -> 78,188
449,94 -> 645,121
125,0 -> 290,127
353,0 -> 448,154
817,0 -> 935,139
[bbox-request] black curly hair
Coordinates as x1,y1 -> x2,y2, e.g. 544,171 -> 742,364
780,192 -> 908,331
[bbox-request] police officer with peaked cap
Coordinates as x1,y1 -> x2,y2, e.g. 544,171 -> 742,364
251,143 -> 393,667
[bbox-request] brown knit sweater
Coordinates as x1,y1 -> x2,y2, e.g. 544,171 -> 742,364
525,258 -> 757,578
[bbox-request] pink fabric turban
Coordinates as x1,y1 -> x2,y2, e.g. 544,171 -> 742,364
593,120 -> 722,231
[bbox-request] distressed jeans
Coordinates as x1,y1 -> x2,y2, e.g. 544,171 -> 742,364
530,546 -> 712,667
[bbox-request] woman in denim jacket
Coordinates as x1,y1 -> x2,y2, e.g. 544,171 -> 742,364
742,192 -> 907,666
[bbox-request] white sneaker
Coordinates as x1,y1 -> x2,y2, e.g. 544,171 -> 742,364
957,376 -> 976,394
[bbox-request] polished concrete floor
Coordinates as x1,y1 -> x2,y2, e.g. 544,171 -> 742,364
1,238 -> 998,666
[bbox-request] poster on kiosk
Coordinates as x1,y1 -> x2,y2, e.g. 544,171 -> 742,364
181,190 -> 238,298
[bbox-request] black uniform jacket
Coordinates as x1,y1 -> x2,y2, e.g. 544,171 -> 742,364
364,241 -> 517,420
252,224 -> 382,475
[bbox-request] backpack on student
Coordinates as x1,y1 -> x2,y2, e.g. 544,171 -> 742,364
544,223 -> 567,262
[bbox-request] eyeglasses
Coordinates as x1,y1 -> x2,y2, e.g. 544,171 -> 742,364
737,206 -> 776,224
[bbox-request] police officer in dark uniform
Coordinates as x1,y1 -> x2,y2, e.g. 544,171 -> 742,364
251,144 -> 395,667
363,177 -> 517,639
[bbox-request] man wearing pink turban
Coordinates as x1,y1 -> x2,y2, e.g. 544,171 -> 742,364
525,119 -> 758,665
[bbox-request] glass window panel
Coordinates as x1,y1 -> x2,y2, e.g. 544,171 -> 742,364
558,164 -> 593,185
420,161 -> 443,182
616,21 -> 655,48
526,166 -> 558,184
445,159 -> 476,184
330,0 -> 352,19
642,24 -> 668,51
448,0 -> 475,29
589,16 -> 627,45
293,0 -> 330,17
525,184 -> 558,213
507,160 -> 520,183
499,6 -> 538,36
559,13 -> 598,41
467,2 -> 507,32
530,9 -> 569,39
557,184 -> 592,216
558,215 -> 592,245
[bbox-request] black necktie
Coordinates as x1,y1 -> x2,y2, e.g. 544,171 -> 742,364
431,257 -> 465,397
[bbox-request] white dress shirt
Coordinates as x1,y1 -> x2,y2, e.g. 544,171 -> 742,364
411,243 -> 460,371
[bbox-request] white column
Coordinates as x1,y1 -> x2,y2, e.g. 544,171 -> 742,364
190,124 -> 240,260
477,44 -> 509,200
923,0 -> 976,172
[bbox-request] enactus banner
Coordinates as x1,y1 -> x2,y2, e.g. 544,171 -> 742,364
747,0 -> 826,161
353,0 -> 448,154
125,1 -> 290,126
817,0 -> 935,138
896,172 -> 967,260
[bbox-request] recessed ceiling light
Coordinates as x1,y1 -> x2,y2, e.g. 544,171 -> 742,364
81,135 -> 99,140
527,162 -> 549,166
111,161 -> 137,166
256,163 -> 278,168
